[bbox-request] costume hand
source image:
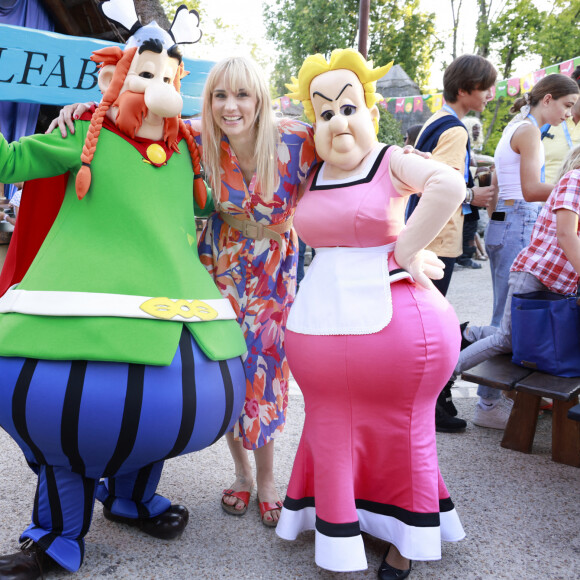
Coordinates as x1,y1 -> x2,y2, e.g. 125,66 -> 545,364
402,145 -> 431,160
471,184 -> 495,208
396,248 -> 445,290
46,103 -> 94,137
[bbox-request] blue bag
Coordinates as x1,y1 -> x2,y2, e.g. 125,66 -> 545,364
511,290 -> 580,377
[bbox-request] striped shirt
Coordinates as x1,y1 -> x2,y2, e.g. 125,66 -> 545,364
511,169 -> 580,294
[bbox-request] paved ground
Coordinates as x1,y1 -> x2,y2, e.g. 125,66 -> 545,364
1,259 -> 579,579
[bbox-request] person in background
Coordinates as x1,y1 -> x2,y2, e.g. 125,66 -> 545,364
296,237 -> 313,288
542,66 -> 580,184
0,182 -> 21,226
404,123 -> 423,147
407,54 -> 497,433
466,73 -> 579,429
456,122 -> 489,270
458,144 -> 580,383
4,182 -> 22,226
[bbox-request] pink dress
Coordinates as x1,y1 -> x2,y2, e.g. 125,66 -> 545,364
276,145 -> 465,572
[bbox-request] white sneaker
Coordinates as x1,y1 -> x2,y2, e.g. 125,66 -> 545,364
472,396 -> 514,429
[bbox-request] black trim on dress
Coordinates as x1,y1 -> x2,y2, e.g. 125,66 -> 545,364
310,145 -> 391,191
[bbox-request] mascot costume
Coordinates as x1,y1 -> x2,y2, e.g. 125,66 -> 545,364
275,50 -> 466,579
0,1 -> 247,577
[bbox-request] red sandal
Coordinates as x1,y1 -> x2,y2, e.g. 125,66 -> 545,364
221,488 -> 251,516
257,498 -> 283,528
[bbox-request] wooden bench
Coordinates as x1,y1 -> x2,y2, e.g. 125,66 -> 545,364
569,403 -> 580,422
461,354 -> 580,467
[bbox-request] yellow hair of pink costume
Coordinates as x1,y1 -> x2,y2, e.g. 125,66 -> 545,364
286,48 -> 393,133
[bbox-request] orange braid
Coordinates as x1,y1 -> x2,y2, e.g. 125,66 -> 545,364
75,47 -> 138,200
164,116 -> 180,151
179,119 -> 207,209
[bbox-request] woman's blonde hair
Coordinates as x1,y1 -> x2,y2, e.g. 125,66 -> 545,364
286,48 -> 392,134
556,144 -> 580,182
201,56 -> 278,204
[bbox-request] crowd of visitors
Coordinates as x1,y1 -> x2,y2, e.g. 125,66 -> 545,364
0,10 -> 579,577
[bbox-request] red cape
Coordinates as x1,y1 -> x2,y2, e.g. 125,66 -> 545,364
0,174 -> 67,296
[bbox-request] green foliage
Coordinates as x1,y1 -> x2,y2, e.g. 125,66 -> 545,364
158,0 -> 231,48
486,0 -> 542,77
480,97 -> 514,156
532,0 -> 580,66
263,0 -> 439,96
159,0 -> 202,21
368,0 -> 441,89
377,107 -> 404,147
470,0 -> 543,152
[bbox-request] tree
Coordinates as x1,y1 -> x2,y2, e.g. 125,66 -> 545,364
532,0 -> 580,66
469,0 -> 542,148
449,0 -> 464,60
367,0 -> 441,90
264,0 -> 440,95
377,106 -> 404,146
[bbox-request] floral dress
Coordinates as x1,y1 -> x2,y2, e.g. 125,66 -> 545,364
196,118 -> 317,450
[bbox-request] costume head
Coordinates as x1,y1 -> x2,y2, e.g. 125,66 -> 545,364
76,0 -> 207,207
286,48 -> 392,135
286,48 -> 392,172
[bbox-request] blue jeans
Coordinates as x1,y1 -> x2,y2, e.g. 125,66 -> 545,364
478,199 -> 540,399
456,271 -> 547,375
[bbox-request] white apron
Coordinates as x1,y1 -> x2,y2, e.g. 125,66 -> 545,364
287,243 -> 411,336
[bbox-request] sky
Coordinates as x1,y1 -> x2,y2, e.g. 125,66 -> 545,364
189,0 -> 559,91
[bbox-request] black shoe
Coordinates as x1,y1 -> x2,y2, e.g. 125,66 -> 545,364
103,504 -> 189,540
0,539 -> 57,580
456,258 -> 482,269
437,380 -> 457,417
459,321 -> 472,351
378,545 -> 411,579
465,259 -> 482,269
435,403 -> 467,433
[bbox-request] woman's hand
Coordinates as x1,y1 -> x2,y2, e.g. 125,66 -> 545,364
397,248 -> 445,290
45,102 -> 95,137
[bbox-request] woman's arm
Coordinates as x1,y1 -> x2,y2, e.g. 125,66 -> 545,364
511,124 -> 553,202
389,147 -> 465,288
487,170 -> 499,218
556,208 -> 580,275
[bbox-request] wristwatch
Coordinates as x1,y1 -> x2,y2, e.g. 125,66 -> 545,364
465,188 -> 474,203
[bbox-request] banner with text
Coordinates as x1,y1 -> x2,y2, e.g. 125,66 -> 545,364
0,23 -> 215,116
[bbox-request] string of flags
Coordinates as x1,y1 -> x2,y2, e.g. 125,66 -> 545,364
273,55 -> 580,115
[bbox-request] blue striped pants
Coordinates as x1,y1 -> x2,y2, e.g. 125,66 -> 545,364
0,329 -> 245,571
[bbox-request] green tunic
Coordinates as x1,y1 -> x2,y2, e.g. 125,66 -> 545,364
0,122 -> 246,364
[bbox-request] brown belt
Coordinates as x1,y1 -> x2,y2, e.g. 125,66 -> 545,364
219,212 -> 293,246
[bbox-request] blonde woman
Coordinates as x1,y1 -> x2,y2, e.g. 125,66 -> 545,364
193,57 -> 317,526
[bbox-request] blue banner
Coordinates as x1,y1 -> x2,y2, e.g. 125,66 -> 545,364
0,23 -> 214,116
